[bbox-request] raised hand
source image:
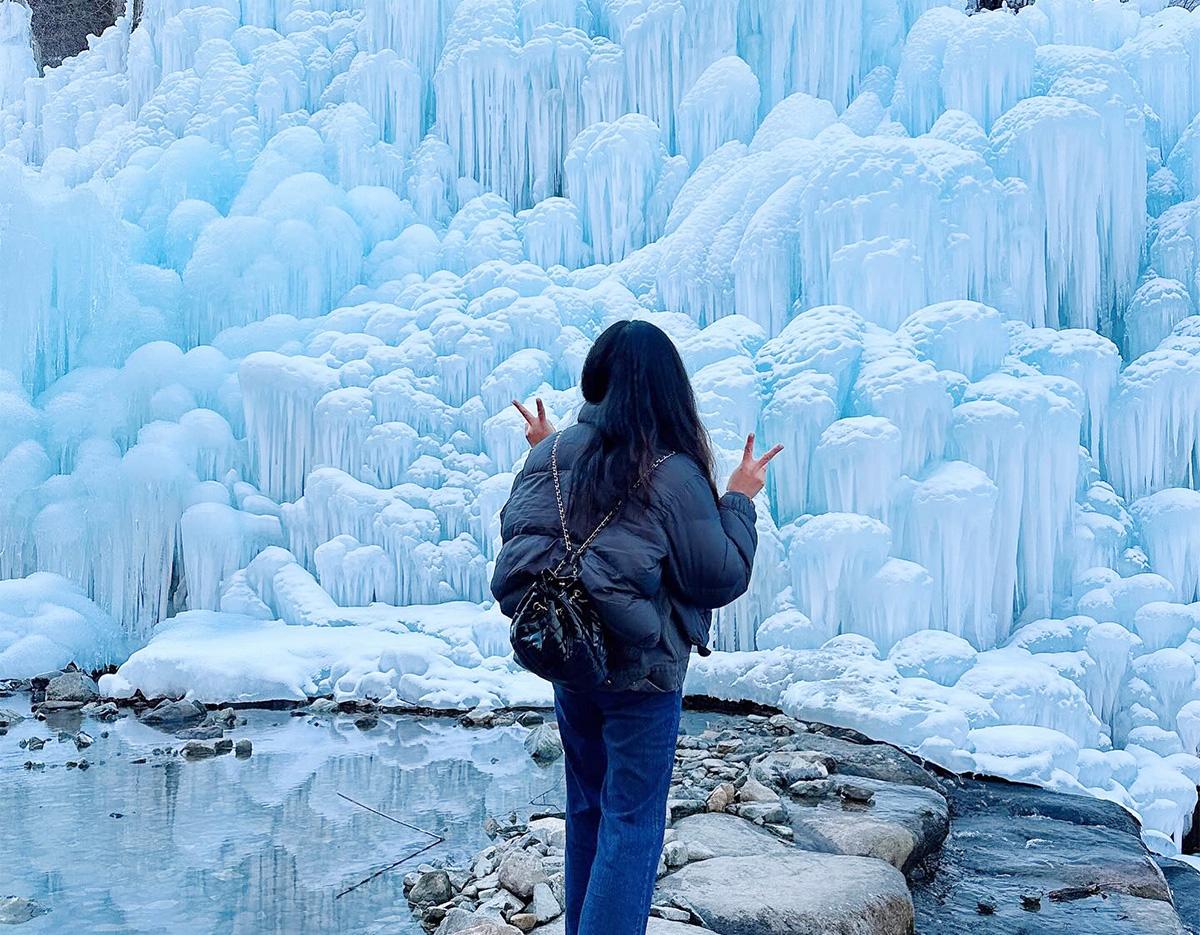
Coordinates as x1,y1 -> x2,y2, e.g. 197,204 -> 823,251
726,433 -> 784,499
513,397 -> 555,448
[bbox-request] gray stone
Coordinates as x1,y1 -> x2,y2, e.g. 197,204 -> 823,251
788,776 -> 948,873
0,708 -> 25,728
141,699 -> 207,726
442,917 -> 523,935
913,776 -> 1183,934
235,739 -> 253,758
409,869 -> 454,907
307,698 -> 338,714
671,813 -> 794,861
737,774 -> 781,804
181,741 -> 218,759
73,731 -> 93,749
530,882 -> 560,922
176,725 -> 224,741
0,896 -> 49,924
498,849 -> 547,899
45,671 -> 99,704
534,917 -> 709,934
524,724 -> 563,763
655,852 -> 913,935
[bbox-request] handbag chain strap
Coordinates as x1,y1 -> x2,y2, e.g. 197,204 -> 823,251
550,434 -> 674,567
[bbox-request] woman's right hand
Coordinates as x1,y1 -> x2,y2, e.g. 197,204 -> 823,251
726,433 -> 784,499
513,398 -> 555,448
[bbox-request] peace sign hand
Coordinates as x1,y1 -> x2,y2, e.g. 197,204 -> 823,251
513,398 -> 556,448
726,433 -> 784,499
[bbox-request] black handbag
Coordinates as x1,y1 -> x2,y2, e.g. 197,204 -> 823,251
510,435 -> 673,688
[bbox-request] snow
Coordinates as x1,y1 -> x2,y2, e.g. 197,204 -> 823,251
3,0 -> 1200,849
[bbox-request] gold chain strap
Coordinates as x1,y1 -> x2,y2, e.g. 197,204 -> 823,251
550,434 -> 674,569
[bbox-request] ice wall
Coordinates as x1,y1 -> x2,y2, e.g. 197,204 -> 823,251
4,0 -> 1200,850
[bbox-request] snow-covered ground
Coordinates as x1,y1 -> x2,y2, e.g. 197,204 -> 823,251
3,0 -> 1200,851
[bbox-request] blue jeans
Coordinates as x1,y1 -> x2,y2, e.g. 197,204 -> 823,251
553,685 -> 682,935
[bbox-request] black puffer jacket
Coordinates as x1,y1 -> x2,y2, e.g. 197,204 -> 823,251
490,406 -> 758,692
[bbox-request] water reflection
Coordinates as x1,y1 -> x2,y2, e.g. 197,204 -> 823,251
0,704 -> 563,934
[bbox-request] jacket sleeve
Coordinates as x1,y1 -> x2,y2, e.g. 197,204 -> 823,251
659,466 -> 758,610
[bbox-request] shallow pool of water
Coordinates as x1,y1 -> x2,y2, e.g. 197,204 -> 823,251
0,699 -> 733,934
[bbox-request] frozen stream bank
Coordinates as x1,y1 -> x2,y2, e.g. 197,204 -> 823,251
3,684 -> 1200,934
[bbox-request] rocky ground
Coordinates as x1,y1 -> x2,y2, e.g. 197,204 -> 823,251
404,707 -> 1200,935
6,670 -> 1200,934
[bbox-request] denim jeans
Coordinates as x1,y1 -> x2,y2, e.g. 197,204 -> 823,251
553,685 -> 683,935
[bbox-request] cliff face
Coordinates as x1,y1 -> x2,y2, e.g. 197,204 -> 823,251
25,0 -> 118,69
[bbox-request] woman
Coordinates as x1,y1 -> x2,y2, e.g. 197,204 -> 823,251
490,319 -> 781,935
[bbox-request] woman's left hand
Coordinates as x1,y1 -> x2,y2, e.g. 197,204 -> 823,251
513,398 -> 555,447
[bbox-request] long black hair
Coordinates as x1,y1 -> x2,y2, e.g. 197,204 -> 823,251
567,319 -> 718,535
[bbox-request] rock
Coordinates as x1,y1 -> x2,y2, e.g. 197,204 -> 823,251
737,774 -> 781,804
498,849 -> 547,899
73,731 -> 93,750
409,869 -> 454,907
836,782 -> 876,805
661,840 -> 689,868
176,725 -> 224,741
671,813 -> 794,861
235,739 -> 253,758
706,782 -> 735,813
524,724 -> 563,763
651,905 -> 692,922
516,711 -> 545,727
463,705 -> 497,727
439,915 -> 523,935
25,737 -> 46,751
214,738 -> 234,755
181,741 -> 218,759
477,887 -> 525,917
307,698 -> 338,713
655,852 -> 913,935
354,715 -> 378,730
0,708 -> 26,728
976,898 -> 996,915
509,914 -> 537,931
141,699 -> 207,726
789,779 -> 835,798
0,896 -> 49,924
734,802 -> 788,825
667,799 -> 705,822
788,776 -> 948,873
80,701 -> 120,720
534,917 -> 709,935
45,672 -> 99,704
530,881 -> 561,922
1020,892 -> 1041,911
913,776 -> 1182,934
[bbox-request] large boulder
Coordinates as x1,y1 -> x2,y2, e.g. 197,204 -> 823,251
140,698 -> 207,726
656,852 -> 913,935
671,812 -> 794,860
45,672 -> 99,704
787,776 -> 948,872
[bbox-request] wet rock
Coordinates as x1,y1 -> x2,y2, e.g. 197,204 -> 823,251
789,776 -> 948,873
462,706 -> 497,727
497,849 -> 547,900
73,731 -> 94,750
913,776 -> 1181,934
409,870 -> 454,908
0,708 -> 26,729
671,813 -> 793,861
214,738 -> 234,755
181,741 -> 219,759
141,699 -> 207,726
176,725 -> 224,741
0,896 -> 50,924
235,739 -> 253,758
307,698 -> 338,714
655,852 -> 913,935
24,737 -> 46,751
45,672 -> 99,704
516,711 -> 545,727
354,715 -> 378,730
80,701 -> 120,721
523,724 -> 563,763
